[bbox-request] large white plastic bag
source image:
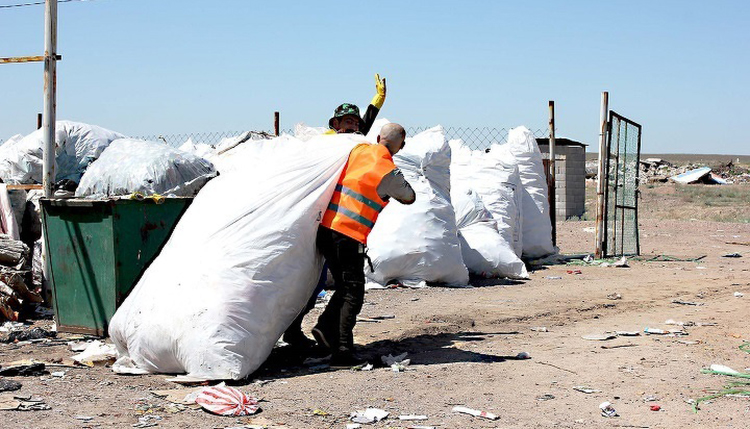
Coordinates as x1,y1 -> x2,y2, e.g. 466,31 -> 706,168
449,140 -> 527,279
0,121 -> 125,184
502,127 -> 556,258
75,138 -> 218,198
365,126 -> 469,288
451,186 -> 528,279
109,134 -> 359,380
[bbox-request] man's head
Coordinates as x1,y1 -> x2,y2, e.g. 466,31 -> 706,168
377,123 -> 407,155
329,103 -> 365,134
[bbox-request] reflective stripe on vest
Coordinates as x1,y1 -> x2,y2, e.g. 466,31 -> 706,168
321,143 -> 396,244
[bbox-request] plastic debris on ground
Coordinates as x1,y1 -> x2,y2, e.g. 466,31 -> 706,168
582,334 -> 617,341
573,386 -> 601,394
0,394 -> 51,411
606,292 -> 622,300
452,405 -> 498,420
599,401 -> 617,418
735,292 -> 744,298
133,415 -> 162,428
672,299 -> 704,306
650,404 -> 661,411
515,351 -> 531,359
530,326 -> 548,332
536,394 -> 555,401
2,326 -> 55,343
71,340 -> 117,366
150,387 -> 205,409
381,352 -> 410,371
194,384 -> 260,416
723,253 -> 742,258
350,407 -> 389,424
545,276 -> 562,280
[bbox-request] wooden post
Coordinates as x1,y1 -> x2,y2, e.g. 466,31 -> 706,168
42,0 -> 58,198
548,101 -> 556,246
595,92 -> 609,258
274,111 -> 280,136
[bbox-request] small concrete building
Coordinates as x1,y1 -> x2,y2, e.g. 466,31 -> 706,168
536,138 -> 587,220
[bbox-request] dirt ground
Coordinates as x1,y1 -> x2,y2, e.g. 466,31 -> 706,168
1,183 -> 749,429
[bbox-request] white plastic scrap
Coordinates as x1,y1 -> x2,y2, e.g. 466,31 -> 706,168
709,364 -> 740,374
573,386 -> 601,394
735,292 -> 744,298
71,340 -> 117,366
350,408 -> 389,424
599,401 -> 617,418
452,405 -> 498,420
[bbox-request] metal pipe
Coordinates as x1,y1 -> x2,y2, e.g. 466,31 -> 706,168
42,0 -> 58,198
548,101 -> 557,246
274,111 -> 280,136
595,92 -> 609,258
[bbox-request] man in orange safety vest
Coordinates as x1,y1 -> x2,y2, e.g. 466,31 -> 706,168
308,123 -> 415,367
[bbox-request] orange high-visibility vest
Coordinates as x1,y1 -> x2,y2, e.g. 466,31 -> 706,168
321,143 -> 396,244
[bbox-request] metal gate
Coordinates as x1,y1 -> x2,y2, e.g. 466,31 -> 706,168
603,111 -> 642,257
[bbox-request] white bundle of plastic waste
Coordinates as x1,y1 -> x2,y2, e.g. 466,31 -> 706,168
178,137 -> 215,160
500,126 -> 556,259
109,133 -> 360,380
450,141 -> 527,279
75,138 -> 217,198
365,126 -> 469,288
0,121 -> 125,184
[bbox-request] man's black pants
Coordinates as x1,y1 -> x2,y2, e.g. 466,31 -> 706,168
315,226 -> 366,354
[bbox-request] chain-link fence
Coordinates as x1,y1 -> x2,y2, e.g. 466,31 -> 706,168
134,126 -> 549,152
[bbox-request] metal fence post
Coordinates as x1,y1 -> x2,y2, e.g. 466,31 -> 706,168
595,92 -> 609,258
274,111 -> 280,136
548,101 -> 557,246
37,113 -> 43,129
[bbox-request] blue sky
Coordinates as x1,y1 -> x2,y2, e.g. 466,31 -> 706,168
1,1 -> 748,154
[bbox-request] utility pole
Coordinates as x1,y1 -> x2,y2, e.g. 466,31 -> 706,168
595,92 -> 609,258
42,0 -> 58,198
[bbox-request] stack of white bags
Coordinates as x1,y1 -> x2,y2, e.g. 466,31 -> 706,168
108,122 -> 556,380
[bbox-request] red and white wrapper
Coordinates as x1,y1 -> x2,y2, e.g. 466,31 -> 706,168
195,385 -> 259,416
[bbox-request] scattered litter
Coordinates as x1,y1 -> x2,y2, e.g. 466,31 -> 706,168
346,424 -> 362,429
312,409 -> 329,416
352,363 -> 374,371
0,321 -> 24,333
740,343 -> 750,354
70,340 -> 117,367
613,257 -> 629,268
398,414 -> 428,420
452,405 -> 498,420
381,352 -> 410,371
643,327 -> 668,335
677,340 -> 701,345
601,344 -> 638,350
583,227 -> 596,233
536,394 -> 555,401
723,253 -> 742,258
672,300 -> 703,306
75,416 -> 94,421
606,293 -> 622,300
582,334 -> 617,341
0,394 -> 51,411
566,269 -> 582,275
133,415 -> 162,428
50,371 -> 65,378
573,386 -> 601,394
515,351 -> 531,359
599,401 -> 617,418
650,405 -> 661,411
195,384 -> 260,416
615,331 -> 640,337
350,407 -> 389,424
0,361 -> 47,376
0,379 -> 22,392
545,276 -> 562,280
68,341 -> 90,352
735,292 -> 744,298
2,327 -> 56,343
643,395 -> 658,402
530,326 -> 548,332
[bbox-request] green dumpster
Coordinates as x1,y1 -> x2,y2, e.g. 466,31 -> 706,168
41,198 -> 193,336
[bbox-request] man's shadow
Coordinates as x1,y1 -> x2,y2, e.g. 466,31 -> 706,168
243,330 -> 526,385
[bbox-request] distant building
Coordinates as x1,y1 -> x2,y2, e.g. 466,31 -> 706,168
537,137 -> 587,220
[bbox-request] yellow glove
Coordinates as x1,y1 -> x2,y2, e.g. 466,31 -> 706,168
370,73 -> 386,109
